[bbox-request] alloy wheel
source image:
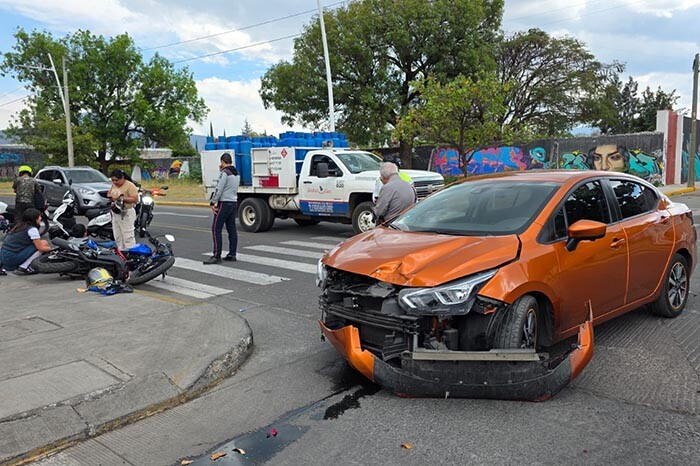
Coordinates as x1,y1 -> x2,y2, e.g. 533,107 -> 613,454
668,261 -> 688,310
521,308 -> 537,349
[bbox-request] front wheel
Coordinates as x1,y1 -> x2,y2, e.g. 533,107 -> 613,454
351,201 -> 376,234
650,253 -> 689,318
495,295 -> 539,349
127,255 -> 176,286
137,211 -> 149,238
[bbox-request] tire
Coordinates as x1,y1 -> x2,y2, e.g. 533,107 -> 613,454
650,253 -> 689,318
238,198 -> 273,233
138,211 -> 149,238
495,295 -> 539,349
31,254 -> 80,274
294,218 -> 320,227
127,255 -> 176,286
352,201 -> 376,234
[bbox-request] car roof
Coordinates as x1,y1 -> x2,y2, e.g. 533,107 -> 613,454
454,169 -> 648,185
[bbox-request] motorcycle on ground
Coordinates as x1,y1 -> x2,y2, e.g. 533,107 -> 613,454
31,232 -> 176,286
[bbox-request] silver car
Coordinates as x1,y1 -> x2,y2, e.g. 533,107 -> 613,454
36,166 -> 112,214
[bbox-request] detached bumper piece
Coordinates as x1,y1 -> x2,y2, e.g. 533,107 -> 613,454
319,317 -> 593,401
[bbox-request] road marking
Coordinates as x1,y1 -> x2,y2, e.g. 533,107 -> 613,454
154,212 -> 210,218
280,240 -> 339,251
174,257 -> 288,285
202,251 -> 316,274
311,236 -> 350,243
146,276 -> 231,299
244,245 -> 323,259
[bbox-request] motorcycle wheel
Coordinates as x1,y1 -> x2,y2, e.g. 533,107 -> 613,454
127,255 -> 175,286
31,254 -> 79,273
138,211 -> 149,238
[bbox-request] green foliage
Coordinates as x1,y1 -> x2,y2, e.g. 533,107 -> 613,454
582,74 -> 678,134
260,0 -> 504,165
496,28 -> 616,137
1,29 -> 208,173
394,73 -> 512,175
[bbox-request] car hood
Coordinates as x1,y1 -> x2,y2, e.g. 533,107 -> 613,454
323,228 -> 520,287
357,169 -> 443,181
74,181 -> 112,193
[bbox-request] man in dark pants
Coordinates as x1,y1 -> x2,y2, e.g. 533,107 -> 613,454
204,153 -> 240,265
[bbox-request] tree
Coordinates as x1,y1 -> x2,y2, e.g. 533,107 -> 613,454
1,29 -> 208,173
394,74 -> 511,175
260,0 -> 504,167
583,73 -> 678,134
241,119 -> 253,137
496,28 -> 616,137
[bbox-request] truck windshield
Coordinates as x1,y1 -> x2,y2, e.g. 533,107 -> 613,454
391,180 -> 560,235
335,152 -> 382,174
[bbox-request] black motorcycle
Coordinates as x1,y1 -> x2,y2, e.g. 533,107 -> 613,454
134,185 -> 168,238
120,231 -> 176,285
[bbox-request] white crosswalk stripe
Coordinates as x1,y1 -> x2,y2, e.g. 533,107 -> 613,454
202,251 -> 316,274
244,245 -> 323,259
280,240 -> 339,250
174,257 -> 289,285
311,236 -> 349,243
146,276 -> 231,299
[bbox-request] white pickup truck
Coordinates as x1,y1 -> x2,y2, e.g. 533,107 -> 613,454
201,147 -> 444,234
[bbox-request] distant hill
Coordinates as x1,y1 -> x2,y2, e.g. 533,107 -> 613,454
0,131 -> 17,145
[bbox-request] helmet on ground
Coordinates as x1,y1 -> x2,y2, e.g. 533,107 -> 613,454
86,267 -> 114,289
18,165 -> 33,176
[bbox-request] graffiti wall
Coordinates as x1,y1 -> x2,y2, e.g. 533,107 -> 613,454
431,133 -> 665,184
680,117 -> 700,184
0,146 -> 45,179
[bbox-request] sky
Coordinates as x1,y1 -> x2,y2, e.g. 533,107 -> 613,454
0,0 -> 698,140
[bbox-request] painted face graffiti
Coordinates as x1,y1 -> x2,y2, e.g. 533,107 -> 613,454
589,144 -> 627,172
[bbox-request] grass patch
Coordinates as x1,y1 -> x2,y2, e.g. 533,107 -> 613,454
141,178 -> 206,200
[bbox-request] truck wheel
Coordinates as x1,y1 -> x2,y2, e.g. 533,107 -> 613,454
238,198 -> 273,232
352,201 -> 376,234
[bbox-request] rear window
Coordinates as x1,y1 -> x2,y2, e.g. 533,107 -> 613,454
391,180 -> 559,236
63,170 -> 109,184
610,179 -> 658,219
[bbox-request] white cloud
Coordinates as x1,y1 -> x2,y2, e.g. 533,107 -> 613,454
635,0 -> 700,18
634,71 -> 694,114
190,77 -> 306,137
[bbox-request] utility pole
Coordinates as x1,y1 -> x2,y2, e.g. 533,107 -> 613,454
690,53 -> 699,189
47,53 -> 74,167
317,0 -> 335,132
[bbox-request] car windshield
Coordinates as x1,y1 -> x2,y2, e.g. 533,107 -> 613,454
391,180 -> 560,235
64,170 -> 110,183
334,152 -> 382,174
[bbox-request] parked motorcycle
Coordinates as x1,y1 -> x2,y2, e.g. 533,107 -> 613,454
0,199 -> 50,236
85,206 -> 113,240
48,191 -> 78,240
134,186 -> 167,238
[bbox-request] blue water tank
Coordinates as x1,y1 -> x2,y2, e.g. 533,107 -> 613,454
215,142 -> 227,150
235,153 -> 242,172
332,138 -> 341,148
240,154 -> 252,186
314,136 -> 323,147
239,140 -> 252,155
235,135 -> 245,142
339,133 -> 347,140
206,136 -> 214,144
205,142 -> 215,150
230,141 -> 240,154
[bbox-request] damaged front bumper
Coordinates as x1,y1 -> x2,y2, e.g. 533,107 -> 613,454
319,315 -> 593,401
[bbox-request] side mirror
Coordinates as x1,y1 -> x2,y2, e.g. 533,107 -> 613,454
566,220 -> 607,252
316,162 -> 329,178
53,178 -> 63,185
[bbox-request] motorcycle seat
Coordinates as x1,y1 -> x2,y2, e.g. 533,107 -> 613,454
52,237 -> 80,251
85,208 -> 108,220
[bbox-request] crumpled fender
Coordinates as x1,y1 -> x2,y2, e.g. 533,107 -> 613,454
319,308 -> 594,401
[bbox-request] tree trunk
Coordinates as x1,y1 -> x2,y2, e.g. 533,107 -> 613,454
99,150 -> 109,175
398,139 -> 413,169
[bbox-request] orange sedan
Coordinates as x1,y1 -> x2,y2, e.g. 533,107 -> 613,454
317,171 -> 696,399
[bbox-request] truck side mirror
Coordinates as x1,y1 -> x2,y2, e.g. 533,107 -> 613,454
317,162 -> 329,178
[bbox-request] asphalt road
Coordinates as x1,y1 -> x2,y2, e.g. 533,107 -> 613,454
14,196 -> 700,465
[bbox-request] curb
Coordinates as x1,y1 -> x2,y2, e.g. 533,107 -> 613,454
664,187 -> 697,197
156,200 -> 209,207
2,309 -> 254,466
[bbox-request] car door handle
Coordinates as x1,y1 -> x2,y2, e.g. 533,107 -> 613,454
610,238 -> 626,249
303,181 -> 312,184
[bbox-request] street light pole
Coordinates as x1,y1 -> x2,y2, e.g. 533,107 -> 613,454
690,53 -> 699,189
61,56 -> 74,168
317,0 -> 335,132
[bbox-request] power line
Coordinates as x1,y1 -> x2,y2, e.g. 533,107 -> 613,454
172,34 -> 300,64
506,0 -> 648,31
0,94 -> 30,108
141,0 -> 346,52
0,85 -> 27,101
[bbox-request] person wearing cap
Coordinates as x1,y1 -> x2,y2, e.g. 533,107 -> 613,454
12,165 -> 39,220
108,169 -> 139,250
204,152 -> 240,264
372,154 -> 414,203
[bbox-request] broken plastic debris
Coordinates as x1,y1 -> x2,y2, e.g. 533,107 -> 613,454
210,452 -> 226,461
401,443 -> 413,450
180,461 -> 193,465
76,288 -> 88,293
239,308 -> 247,312
266,428 -> 278,438
233,448 -> 246,455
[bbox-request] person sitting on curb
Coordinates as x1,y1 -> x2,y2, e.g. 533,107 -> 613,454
0,208 -> 52,275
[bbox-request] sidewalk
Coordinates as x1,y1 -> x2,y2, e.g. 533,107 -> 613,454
660,183 -> 697,197
0,273 -> 253,465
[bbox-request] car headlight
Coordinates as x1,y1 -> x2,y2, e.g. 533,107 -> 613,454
142,196 -> 154,206
398,270 -> 497,316
78,188 -> 96,196
316,260 -> 328,287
